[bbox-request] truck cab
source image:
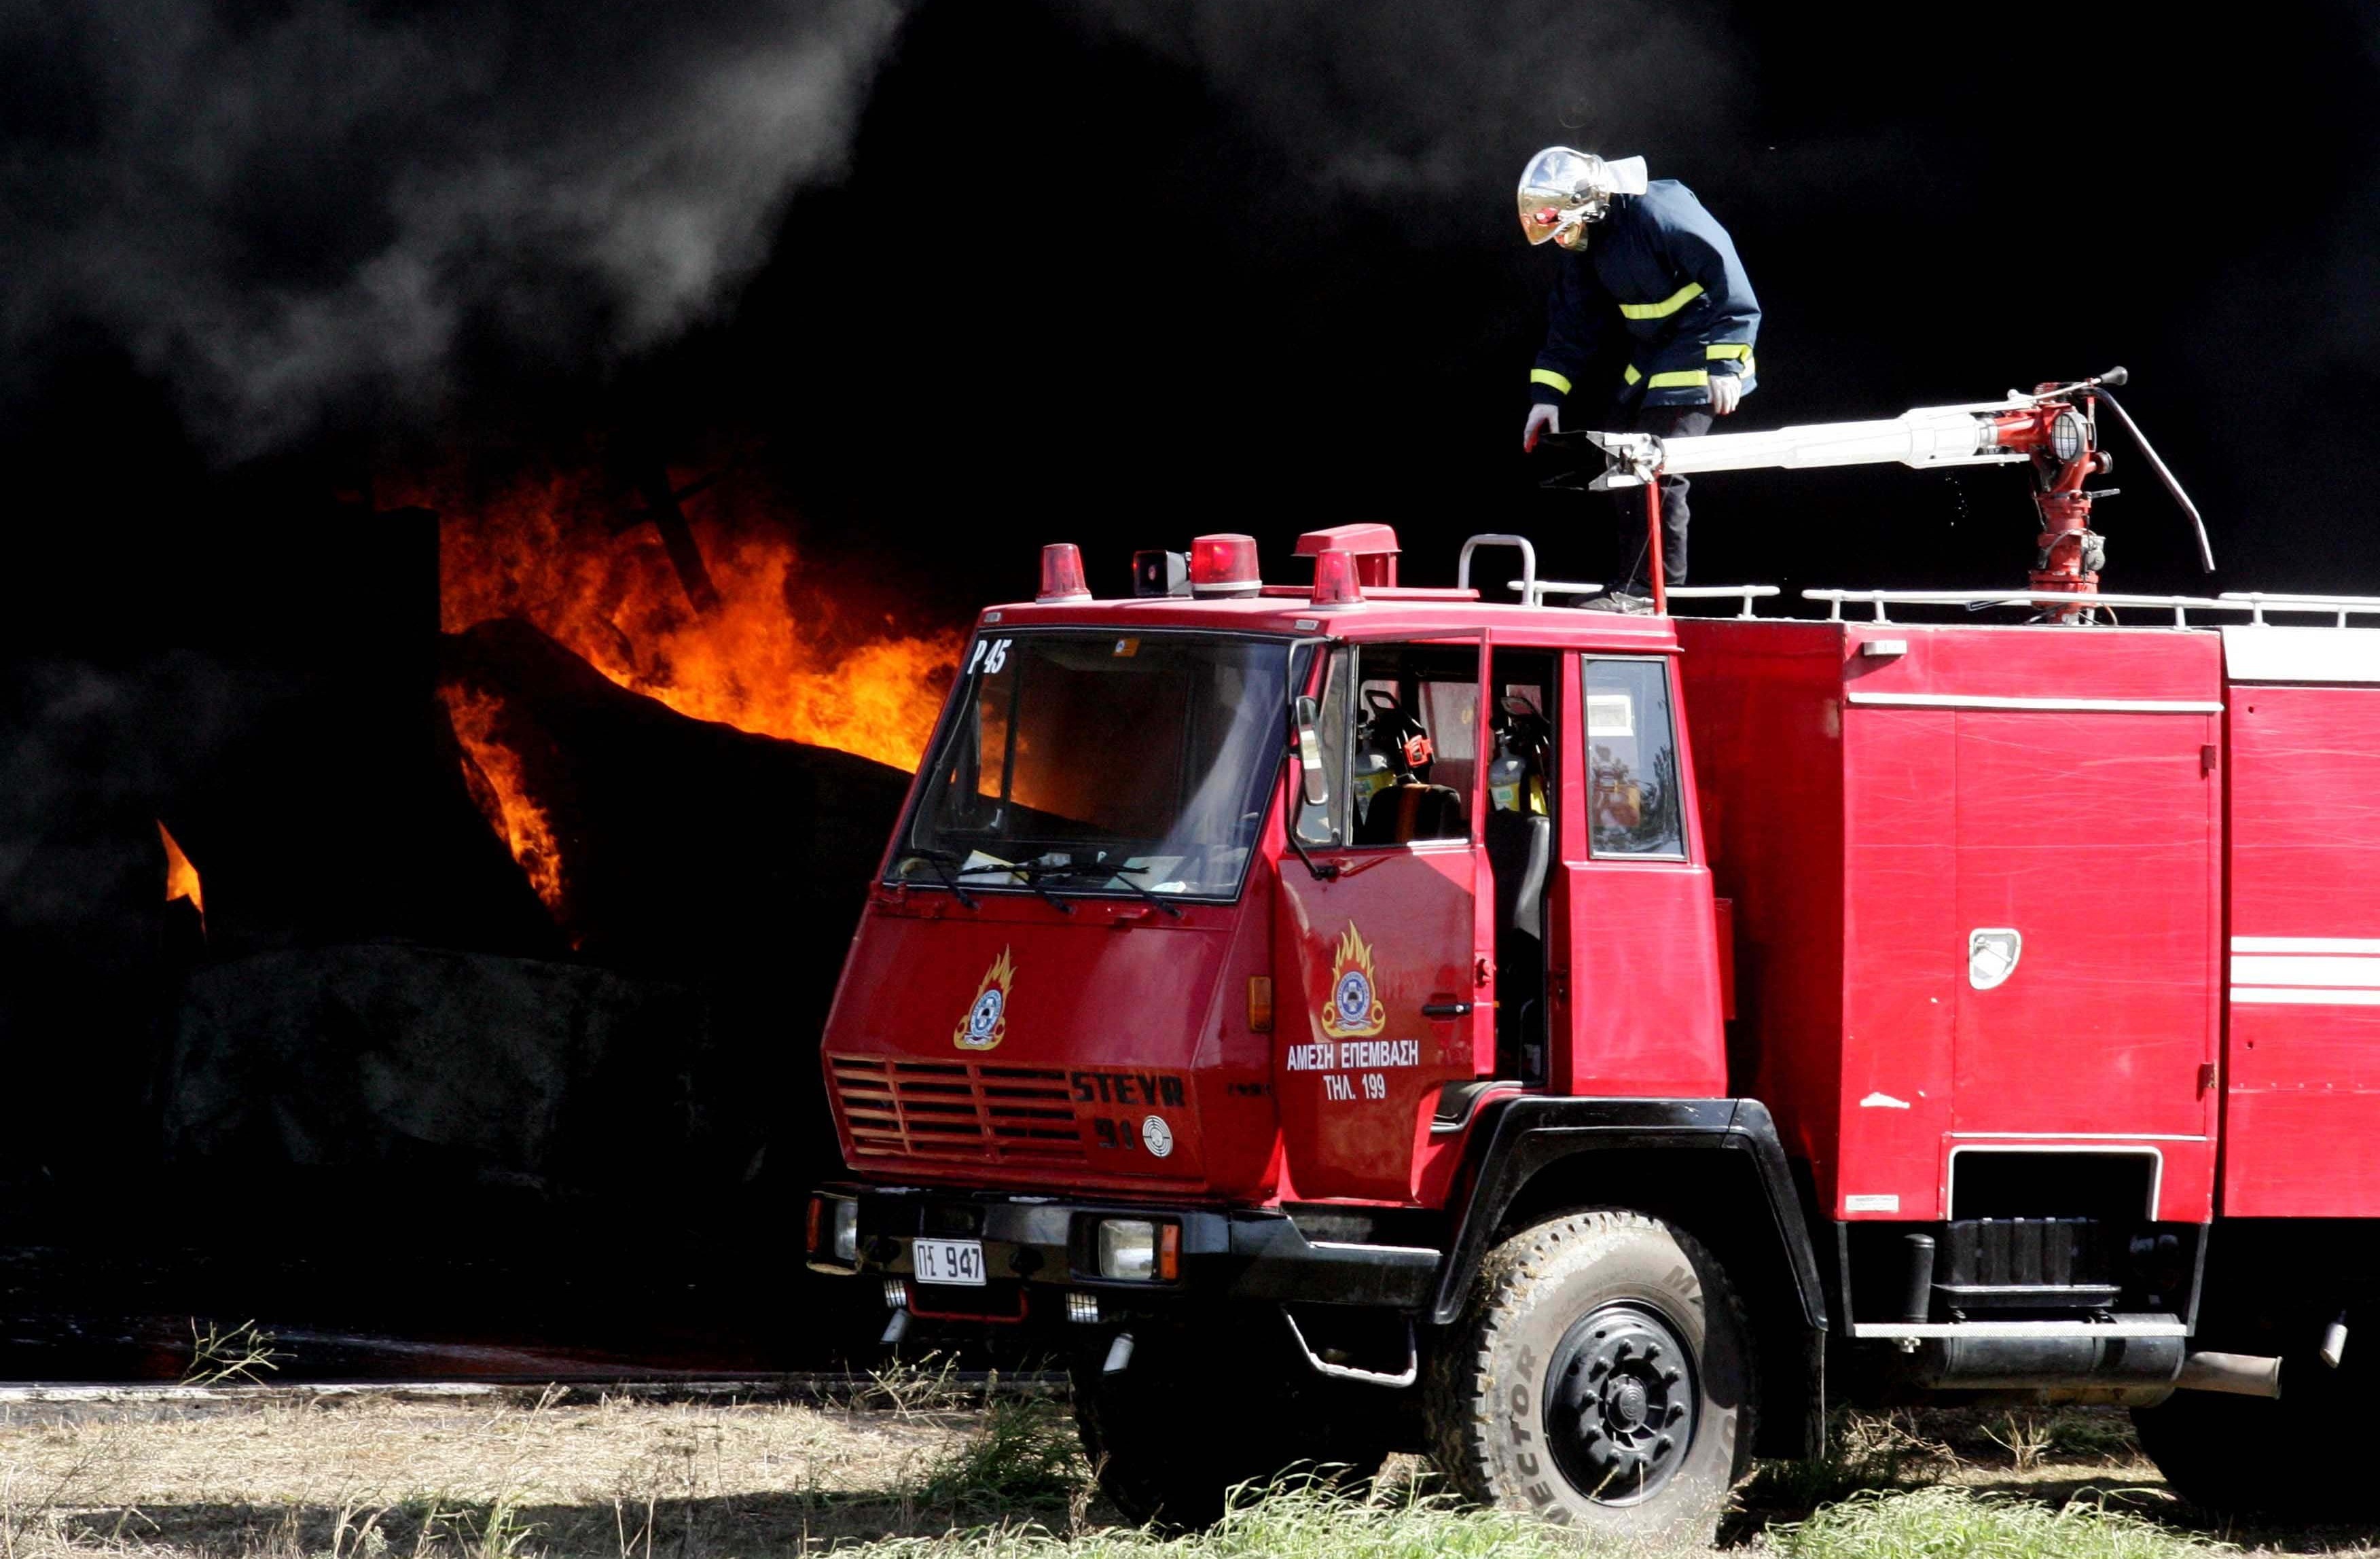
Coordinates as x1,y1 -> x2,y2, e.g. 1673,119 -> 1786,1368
816,529 -> 1740,1209
809,526 -> 1814,1535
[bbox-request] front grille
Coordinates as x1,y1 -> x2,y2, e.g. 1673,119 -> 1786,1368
829,1055 -> 1085,1164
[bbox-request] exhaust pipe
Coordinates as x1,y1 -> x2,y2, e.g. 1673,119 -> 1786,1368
2174,1350 -> 2282,1398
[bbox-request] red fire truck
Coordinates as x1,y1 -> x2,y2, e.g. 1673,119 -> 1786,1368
807,381 -> 2380,1535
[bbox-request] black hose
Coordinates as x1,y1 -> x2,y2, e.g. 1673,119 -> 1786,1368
2096,389 -> 2216,573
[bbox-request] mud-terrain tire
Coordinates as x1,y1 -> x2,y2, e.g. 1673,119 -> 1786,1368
1426,1210 -> 1754,1542
1070,1321 -> 1392,1530
2134,1347 -> 2379,1518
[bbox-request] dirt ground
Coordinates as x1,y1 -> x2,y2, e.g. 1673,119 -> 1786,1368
0,1383 -> 1065,1558
0,1387 -> 2373,1557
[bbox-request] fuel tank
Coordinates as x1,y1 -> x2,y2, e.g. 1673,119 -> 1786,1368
818,879 -> 1280,1200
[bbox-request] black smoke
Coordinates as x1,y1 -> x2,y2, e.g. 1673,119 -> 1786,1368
1,0 -> 904,458
1059,1 -> 1745,209
12,0 -> 2379,596
6,0 -> 2379,1004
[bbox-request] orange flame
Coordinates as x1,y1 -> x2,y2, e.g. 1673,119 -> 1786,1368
158,820 -> 204,929
444,687 -> 569,926
397,461 -> 959,932
429,467 -> 959,770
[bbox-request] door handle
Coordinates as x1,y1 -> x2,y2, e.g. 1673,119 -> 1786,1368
1422,1001 -> 1473,1020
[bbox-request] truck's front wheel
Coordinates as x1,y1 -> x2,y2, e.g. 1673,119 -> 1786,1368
1427,1210 -> 1754,1541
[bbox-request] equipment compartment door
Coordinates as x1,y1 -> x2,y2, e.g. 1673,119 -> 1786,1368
1274,639 -> 1491,1202
2224,682 -> 2380,1216
1949,707 -> 2221,1211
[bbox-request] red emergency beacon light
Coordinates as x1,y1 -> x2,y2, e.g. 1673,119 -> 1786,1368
1189,533 -> 1261,597
1308,547 -> 1363,606
1036,542 -> 1091,603
1295,523 -> 1400,587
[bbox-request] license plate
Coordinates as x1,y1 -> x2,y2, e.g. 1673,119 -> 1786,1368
912,1238 -> 986,1286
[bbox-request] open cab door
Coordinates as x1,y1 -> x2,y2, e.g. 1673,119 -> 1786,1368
1274,637 -> 1492,1201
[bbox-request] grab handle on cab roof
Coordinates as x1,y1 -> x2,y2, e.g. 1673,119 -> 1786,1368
1459,535 -> 1539,605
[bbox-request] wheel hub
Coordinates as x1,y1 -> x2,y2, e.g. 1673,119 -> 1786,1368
1545,1302 -> 1697,1505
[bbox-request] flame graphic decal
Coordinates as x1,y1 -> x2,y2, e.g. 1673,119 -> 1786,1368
954,946 -> 1017,1051
1319,924 -> 1387,1039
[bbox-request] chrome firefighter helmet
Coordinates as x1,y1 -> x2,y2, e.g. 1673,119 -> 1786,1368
1517,147 -> 1649,251
1359,692 -> 1435,778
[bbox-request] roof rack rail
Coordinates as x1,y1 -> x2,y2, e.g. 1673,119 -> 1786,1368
1511,577 -> 1602,604
1803,588 -> 2267,628
2218,592 -> 2380,626
1510,581 -> 1780,618
1665,585 -> 1781,618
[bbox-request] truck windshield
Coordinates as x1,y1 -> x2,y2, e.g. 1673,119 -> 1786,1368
895,631 -> 1296,901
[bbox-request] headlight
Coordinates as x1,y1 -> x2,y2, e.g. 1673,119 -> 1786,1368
1094,1218 -> 1180,1280
1098,1219 -> 1157,1280
833,1198 -> 860,1264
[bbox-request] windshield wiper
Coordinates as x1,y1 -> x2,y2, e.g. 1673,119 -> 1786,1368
897,848 -> 979,909
1100,865 -> 1187,920
954,859 -> 1077,916
1013,859 -> 1187,920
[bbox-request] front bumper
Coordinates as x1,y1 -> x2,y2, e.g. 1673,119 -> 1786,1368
808,1184 -> 1441,1313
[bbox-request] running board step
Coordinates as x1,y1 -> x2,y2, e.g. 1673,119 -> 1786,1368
1281,1308 -> 1418,1388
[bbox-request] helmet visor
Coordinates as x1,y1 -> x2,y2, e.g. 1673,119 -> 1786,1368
1517,147 -> 1648,245
1517,147 -> 1609,245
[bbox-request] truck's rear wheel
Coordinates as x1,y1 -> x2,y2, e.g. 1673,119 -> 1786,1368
2134,1346 -> 2375,1518
1427,1210 -> 1754,1541
1070,1319 -> 1392,1530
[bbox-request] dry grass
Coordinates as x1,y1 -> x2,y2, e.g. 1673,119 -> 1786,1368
0,1380 -> 1075,1559
3,1394 -> 939,1510
0,1393 -> 2370,1559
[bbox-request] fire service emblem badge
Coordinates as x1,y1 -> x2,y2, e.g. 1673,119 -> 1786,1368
954,947 -> 1017,1051
1320,924 -> 1387,1039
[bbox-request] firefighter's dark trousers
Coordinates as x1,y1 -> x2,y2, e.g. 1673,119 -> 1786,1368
1609,402 -> 1713,594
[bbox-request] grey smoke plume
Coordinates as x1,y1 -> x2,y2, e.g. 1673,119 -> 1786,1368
0,0 -> 904,456
1064,1 -> 1743,215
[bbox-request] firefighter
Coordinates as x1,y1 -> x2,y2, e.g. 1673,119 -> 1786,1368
1517,147 -> 1760,611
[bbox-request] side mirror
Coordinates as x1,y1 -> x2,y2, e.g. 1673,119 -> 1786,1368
1295,695 -> 1329,807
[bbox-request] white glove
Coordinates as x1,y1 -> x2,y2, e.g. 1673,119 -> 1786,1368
1708,373 -> 1742,417
1523,401 -> 1561,452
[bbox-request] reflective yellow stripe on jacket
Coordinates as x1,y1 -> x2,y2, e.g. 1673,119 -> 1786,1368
1622,365 -> 1710,389
1528,368 -> 1572,395
1707,342 -> 1756,374
1617,281 -> 1704,320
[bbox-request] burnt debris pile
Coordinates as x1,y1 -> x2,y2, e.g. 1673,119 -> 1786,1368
0,507 -> 912,1374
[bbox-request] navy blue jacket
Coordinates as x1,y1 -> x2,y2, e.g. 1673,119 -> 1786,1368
1530,180 -> 1760,411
